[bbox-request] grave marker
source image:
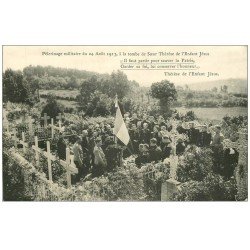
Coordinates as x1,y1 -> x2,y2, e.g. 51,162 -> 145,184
59,148 -> 78,188
56,113 -> 64,123
28,116 -> 34,135
161,179 -> 181,201
41,113 -> 50,128
12,128 -> 18,148
43,141 -> 56,182
32,136 -> 44,165
20,132 -> 28,153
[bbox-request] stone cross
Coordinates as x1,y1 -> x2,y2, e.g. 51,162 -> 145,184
59,148 -> 78,188
20,132 -> 28,153
41,113 -> 50,128
161,179 -> 181,201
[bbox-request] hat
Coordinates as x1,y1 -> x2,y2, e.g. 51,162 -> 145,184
150,138 -> 157,143
95,137 -> 102,143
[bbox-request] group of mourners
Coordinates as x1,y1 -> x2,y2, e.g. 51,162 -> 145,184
56,112 -> 239,184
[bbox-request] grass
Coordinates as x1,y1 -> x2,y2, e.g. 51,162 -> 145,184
40,89 -> 79,98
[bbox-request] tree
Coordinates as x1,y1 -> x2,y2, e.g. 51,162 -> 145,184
66,76 -> 79,89
186,92 -> 194,100
212,87 -> 218,92
150,80 -> 177,115
101,70 -> 131,99
3,69 -> 30,103
77,75 -> 99,109
221,85 -> 228,93
41,94 -> 64,122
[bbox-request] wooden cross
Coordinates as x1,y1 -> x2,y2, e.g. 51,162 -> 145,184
3,117 -> 9,133
32,136 -> 44,165
6,101 -> 11,111
41,113 -> 50,128
50,118 -> 63,138
58,120 -> 62,131
12,128 -> 18,147
56,113 -> 64,123
28,116 -> 34,135
59,148 -> 78,188
3,109 -> 8,121
43,141 -> 56,182
50,118 -> 55,138
20,132 -> 28,153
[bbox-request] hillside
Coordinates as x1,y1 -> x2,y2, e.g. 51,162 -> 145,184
182,78 -> 247,93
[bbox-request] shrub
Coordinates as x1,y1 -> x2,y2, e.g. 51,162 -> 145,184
176,147 -> 214,182
171,173 -> 237,201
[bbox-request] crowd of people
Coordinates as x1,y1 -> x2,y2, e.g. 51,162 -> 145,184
56,111 -> 238,184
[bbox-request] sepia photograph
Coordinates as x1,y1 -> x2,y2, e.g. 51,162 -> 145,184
2,45 -> 248,201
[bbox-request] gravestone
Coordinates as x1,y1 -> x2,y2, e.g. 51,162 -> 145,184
161,179 -> 181,201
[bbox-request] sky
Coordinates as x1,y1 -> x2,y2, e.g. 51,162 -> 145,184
3,46 -> 247,86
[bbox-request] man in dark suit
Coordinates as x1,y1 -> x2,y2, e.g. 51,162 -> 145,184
148,138 -> 162,163
186,122 -> 199,145
197,125 -> 212,147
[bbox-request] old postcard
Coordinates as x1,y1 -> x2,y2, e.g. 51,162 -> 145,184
2,45 -> 248,201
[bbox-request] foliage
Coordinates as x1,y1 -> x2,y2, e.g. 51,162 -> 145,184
221,115 -> 247,141
140,162 -> 171,201
41,94 -> 64,121
3,69 -> 38,104
85,91 -> 113,117
176,147 -> 214,182
2,153 -> 33,201
171,174 -> 237,201
150,80 -> 177,115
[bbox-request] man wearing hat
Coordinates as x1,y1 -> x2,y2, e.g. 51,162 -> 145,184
148,138 -> 162,163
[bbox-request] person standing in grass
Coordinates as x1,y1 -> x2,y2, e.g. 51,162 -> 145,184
211,125 -> 225,174
72,136 -> 84,183
92,137 -> 107,177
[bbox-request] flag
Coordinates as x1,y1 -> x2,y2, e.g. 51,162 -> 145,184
113,97 -> 130,145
